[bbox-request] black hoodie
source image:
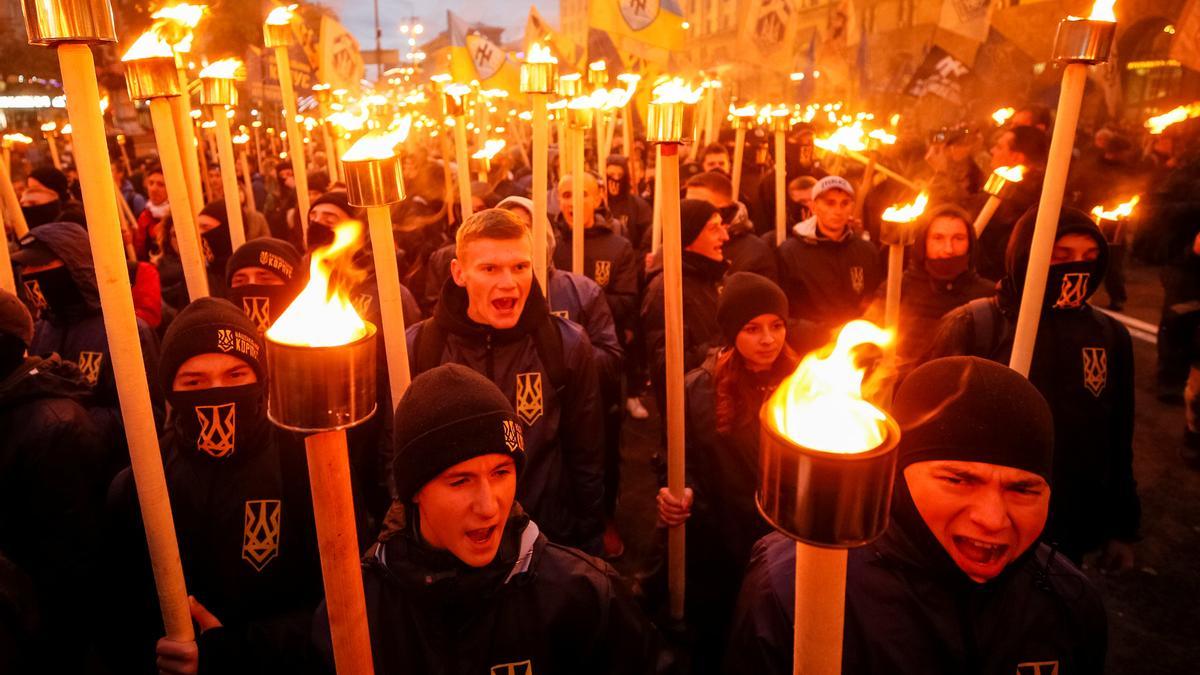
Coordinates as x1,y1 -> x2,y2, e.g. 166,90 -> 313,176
553,212 -> 640,334
406,280 -> 606,552
927,211 -> 1139,556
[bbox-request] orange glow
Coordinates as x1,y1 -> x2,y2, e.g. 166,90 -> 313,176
40,121 -> 56,132
815,122 -> 868,153
993,165 -> 1026,182
198,57 -> 245,80
651,78 -> 703,105
766,320 -> 893,454
2,133 -> 34,146
616,73 -> 641,86
121,30 -> 175,61
868,128 -> 897,145
1091,195 -> 1140,221
340,117 -> 412,162
60,124 -> 72,134
730,103 -> 758,118
589,59 -> 607,72
471,138 -> 506,160
992,107 -> 1015,126
1146,103 -> 1200,134
232,133 -> 250,144
265,4 -> 297,26
152,3 -> 206,27
1087,0 -> 1117,22
881,192 -> 929,223
267,222 -> 368,347
527,43 -> 557,64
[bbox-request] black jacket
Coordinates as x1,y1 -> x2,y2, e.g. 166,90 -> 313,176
776,217 -> 882,331
973,168 -> 1044,281
724,202 -> 778,282
727,512 -> 1107,675
407,280 -> 606,552
103,424 -> 327,675
607,191 -> 654,256
641,252 -> 728,413
926,217 -> 1139,556
547,268 -> 623,389
553,214 -> 640,333
316,509 -> 660,674
0,356 -> 106,671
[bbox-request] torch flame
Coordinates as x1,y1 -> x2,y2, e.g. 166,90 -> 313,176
815,122 -> 868,153
2,133 -> 34,146
868,128 -> 897,145
232,133 -> 250,144
121,29 -> 175,61
1087,0 -> 1117,22
60,124 -> 72,134
471,139 -> 506,160
151,3 -> 206,51
616,73 -> 641,86
1146,102 -> 1200,135
992,107 -> 1015,126
651,78 -> 703,105
340,116 -> 412,162
527,42 -> 557,64
267,222 -> 369,347
265,4 -> 298,26
40,121 -> 56,132
152,3 -> 206,28
589,59 -> 607,72
730,103 -> 757,118
198,57 -> 246,80
767,320 -> 893,454
1091,195 -> 1140,221
881,192 -> 929,223
993,165 -> 1026,182
444,83 -> 472,106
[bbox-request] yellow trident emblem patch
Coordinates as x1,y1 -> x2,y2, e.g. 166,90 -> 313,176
242,499 -> 281,572
515,372 -> 544,426
490,660 -> 533,675
594,260 -> 612,288
1054,273 -> 1090,309
550,309 -> 570,320
1017,661 -> 1059,675
503,419 -> 525,453
216,329 -> 236,353
850,266 -> 865,294
23,279 -> 47,315
242,297 -> 272,333
77,351 -> 103,387
1082,347 -> 1107,397
196,402 -> 237,458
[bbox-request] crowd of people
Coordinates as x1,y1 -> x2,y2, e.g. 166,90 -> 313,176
3,100 -> 1198,674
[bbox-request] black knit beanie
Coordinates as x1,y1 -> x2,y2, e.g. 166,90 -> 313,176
159,297 -> 268,391
394,364 -> 526,503
717,272 -> 789,344
225,237 -> 304,287
199,200 -> 231,229
892,356 -> 1054,483
29,166 -> 70,203
680,198 -> 718,247
310,190 -> 362,221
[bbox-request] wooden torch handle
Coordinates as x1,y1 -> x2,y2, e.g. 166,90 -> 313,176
660,143 -> 687,620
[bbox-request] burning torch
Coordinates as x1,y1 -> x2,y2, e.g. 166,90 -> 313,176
233,130 -> 258,215
122,30 -> 209,300
153,3 -> 208,214
815,123 -> 920,190
765,105 -> 791,246
40,121 -> 62,170
521,43 -> 558,290
23,0 -> 194,642
0,133 -> 32,238
441,83 -> 475,221
759,320 -> 899,675
972,165 -> 1026,236
566,94 -> 595,275
729,104 -> 757,202
264,5 -> 312,248
1009,0 -> 1117,378
340,123 -> 415,408
647,77 -> 702,620
266,223 -> 377,675
1091,195 -> 1140,248
880,193 -> 929,332
199,57 -> 249,251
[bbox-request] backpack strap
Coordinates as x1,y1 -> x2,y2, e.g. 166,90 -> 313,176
411,320 -> 446,378
533,316 -> 568,394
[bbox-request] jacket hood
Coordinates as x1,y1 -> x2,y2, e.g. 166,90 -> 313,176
0,354 -> 92,408
727,201 -> 754,236
792,215 -> 853,244
433,274 -> 551,342
909,205 -> 979,267
1001,207 -> 1109,306
24,221 -> 101,313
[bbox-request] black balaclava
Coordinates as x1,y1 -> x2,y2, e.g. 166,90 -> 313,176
224,238 -> 305,333
1003,207 -> 1108,313
199,200 -> 236,268
308,190 -> 360,251
14,238 -> 86,321
913,205 -> 978,282
21,201 -> 63,229
160,298 -> 269,460
606,155 -> 631,198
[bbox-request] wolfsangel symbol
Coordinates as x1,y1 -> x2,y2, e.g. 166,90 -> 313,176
1016,661 -> 1060,675
490,660 -> 533,675
196,402 -> 237,458
1054,272 -> 1090,309
850,266 -> 865,294
242,499 -> 281,572
594,259 -> 612,287
1082,347 -> 1107,397
243,297 -> 271,333
620,0 -> 660,31
515,372 -> 544,426
466,34 -> 506,81
77,351 -> 104,387
502,419 -> 525,453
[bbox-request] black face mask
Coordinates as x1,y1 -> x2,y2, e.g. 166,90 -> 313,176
21,201 -> 62,228
307,222 -> 335,251
169,383 -> 266,460
228,283 -> 297,333
201,223 -> 233,267
924,253 -> 970,281
0,333 -> 25,379
22,266 -> 85,319
1044,260 -> 1102,311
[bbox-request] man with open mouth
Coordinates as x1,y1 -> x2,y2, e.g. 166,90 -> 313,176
315,364 -> 660,674
727,356 -> 1107,674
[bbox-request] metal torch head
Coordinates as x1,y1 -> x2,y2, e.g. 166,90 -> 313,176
757,410 -> 900,548
343,156 -> 406,207
200,77 -> 239,108
23,0 -> 117,45
520,61 -> 558,95
266,322 -> 378,433
646,101 -> 695,145
124,56 -> 182,101
983,172 -> 1019,200
263,22 -> 293,48
1051,19 -> 1116,64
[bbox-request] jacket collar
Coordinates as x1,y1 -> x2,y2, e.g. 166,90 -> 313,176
432,276 -> 550,342
793,215 -> 853,244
